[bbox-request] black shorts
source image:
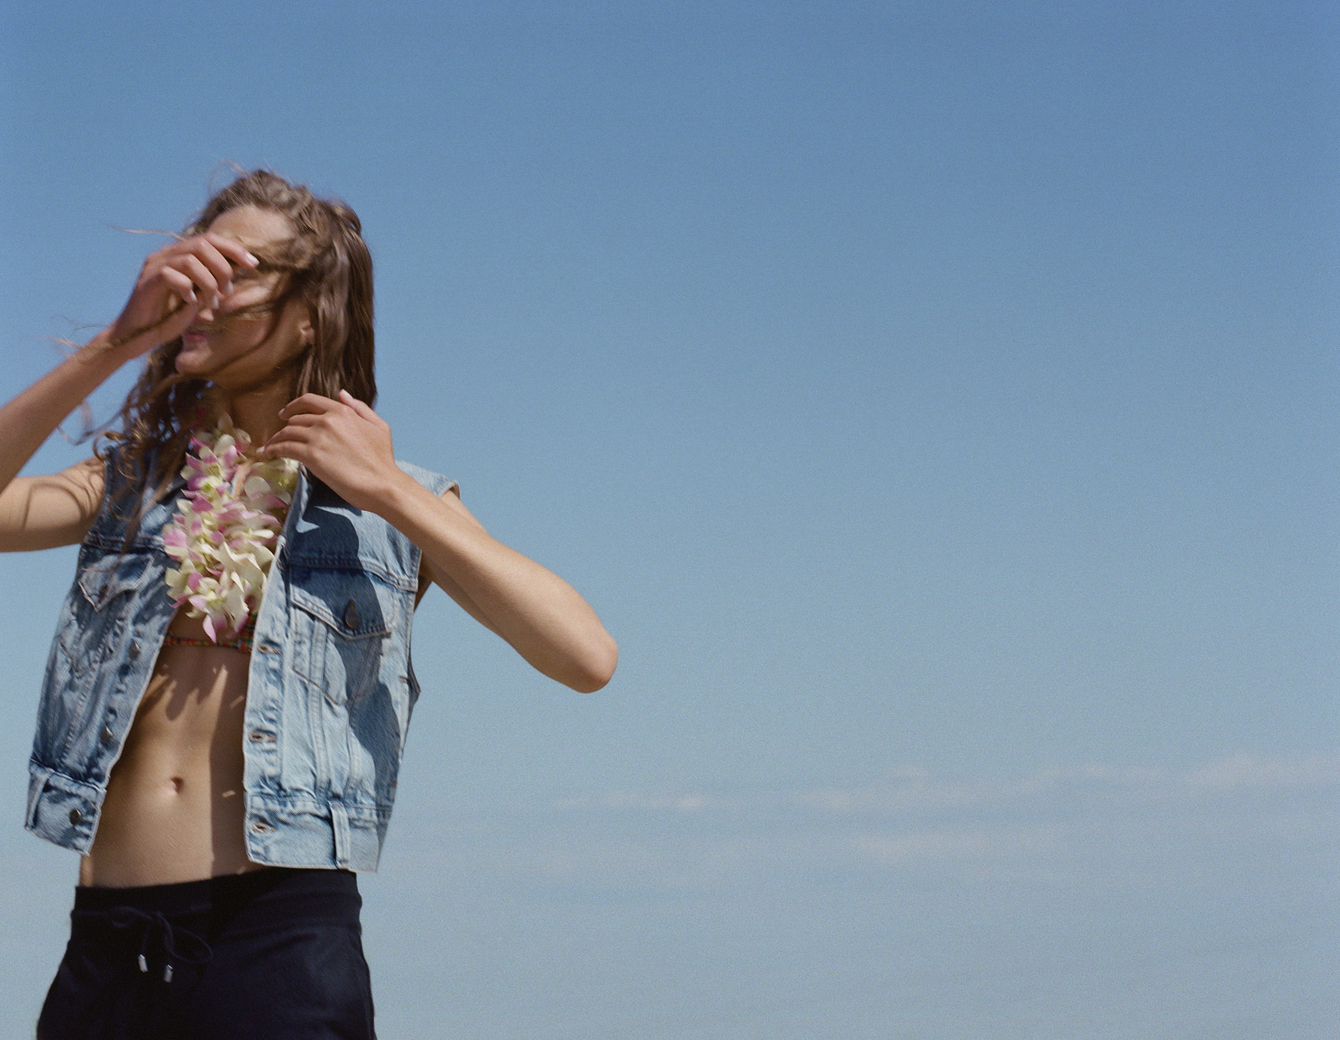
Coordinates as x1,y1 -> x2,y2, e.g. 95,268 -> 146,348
37,868 -> 376,1040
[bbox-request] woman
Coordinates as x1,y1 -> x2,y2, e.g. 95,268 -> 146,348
0,170 -> 616,1039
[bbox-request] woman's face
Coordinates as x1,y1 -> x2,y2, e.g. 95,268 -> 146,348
174,205 -> 313,392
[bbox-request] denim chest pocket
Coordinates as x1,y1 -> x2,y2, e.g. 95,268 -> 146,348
48,552 -> 154,756
68,554 -> 153,661
77,553 -> 153,610
289,568 -> 404,707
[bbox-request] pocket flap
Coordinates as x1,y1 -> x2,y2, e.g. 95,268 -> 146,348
289,569 -> 399,639
76,554 -> 153,610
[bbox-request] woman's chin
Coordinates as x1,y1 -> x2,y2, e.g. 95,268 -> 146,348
174,352 -> 210,378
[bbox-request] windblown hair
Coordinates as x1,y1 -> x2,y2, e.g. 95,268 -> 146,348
104,170 -> 376,497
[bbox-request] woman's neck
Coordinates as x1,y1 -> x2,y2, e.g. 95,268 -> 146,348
210,378 -> 296,444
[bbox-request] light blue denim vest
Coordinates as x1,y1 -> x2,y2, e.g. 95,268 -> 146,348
26,450 -> 456,871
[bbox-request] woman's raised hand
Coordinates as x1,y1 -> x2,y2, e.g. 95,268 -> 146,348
262,391 -> 400,512
105,233 -> 260,356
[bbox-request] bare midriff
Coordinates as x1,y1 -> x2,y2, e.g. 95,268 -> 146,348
78,610 -> 266,889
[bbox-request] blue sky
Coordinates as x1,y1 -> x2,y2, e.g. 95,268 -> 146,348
1,2 -> 1336,1037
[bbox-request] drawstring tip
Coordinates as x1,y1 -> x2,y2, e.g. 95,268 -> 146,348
163,963 -> 174,983
138,954 -> 148,973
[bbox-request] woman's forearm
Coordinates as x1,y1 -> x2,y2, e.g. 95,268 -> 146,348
0,334 -> 134,494
376,473 -> 618,692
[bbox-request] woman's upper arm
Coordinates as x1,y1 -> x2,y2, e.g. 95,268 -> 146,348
0,457 -> 104,552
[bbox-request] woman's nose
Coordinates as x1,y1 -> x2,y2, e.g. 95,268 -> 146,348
194,292 -> 222,321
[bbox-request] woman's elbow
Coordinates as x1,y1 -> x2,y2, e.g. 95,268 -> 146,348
569,632 -> 618,693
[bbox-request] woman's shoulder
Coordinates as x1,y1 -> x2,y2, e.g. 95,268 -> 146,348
394,459 -> 458,498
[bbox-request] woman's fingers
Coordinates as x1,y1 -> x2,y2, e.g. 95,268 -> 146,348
275,394 -> 337,423
199,231 -> 260,271
268,395 -> 360,448
157,237 -> 248,296
185,232 -> 258,294
155,267 -> 200,306
276,393 -> 385,425
146,233 -> 258,303
273,393 -> 386,443
162,253 -> 227,304
337,389 -> 381,422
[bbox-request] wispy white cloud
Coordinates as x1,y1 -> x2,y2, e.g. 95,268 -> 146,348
390,753 -> 1339,893
551,753 -> 1340,820
852,822 -> 1070,865
1184,752 -> 1340,792
553,791 -> 728,813
795,754 -> 1340,816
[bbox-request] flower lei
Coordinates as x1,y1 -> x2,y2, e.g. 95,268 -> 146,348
163,418 -> 299,643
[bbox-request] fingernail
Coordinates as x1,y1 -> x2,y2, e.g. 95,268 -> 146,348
210,294 -> 220,309
222,281 -> 233,296
245,252 -> 260,266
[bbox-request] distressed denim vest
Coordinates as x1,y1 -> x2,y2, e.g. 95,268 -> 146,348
26,450 -> 456,871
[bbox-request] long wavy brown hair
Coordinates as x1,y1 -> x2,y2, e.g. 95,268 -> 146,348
104,170 -> 376,498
